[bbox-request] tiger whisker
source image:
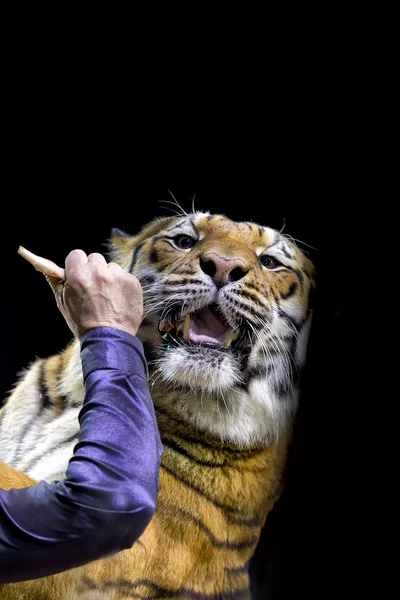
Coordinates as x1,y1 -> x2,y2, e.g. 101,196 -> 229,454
157,193 -> 188,218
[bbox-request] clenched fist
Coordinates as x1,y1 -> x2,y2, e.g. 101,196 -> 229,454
46,250 -> 143,339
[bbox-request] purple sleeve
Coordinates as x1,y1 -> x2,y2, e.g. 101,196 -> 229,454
0,328 -> 163,583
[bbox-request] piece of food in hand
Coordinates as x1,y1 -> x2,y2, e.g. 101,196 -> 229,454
18,246 -> 65,280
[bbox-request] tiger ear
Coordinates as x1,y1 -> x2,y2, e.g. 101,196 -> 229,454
107,216 -> 177,269
107,229 -> 136,267
111,227 -> 131,239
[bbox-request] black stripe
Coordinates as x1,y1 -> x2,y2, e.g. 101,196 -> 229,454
163,438 -> 227,467
293,269 -> 304,285
225,561 -> 250,574
56,355 -> 68,410
129,243 -> 144,273
81,577 -> 250,599
166,219 -> 187,231
156,407 -> 226,451
280,244 -> 292,259
157,410 -> 269,473
244,365 -> 268,380
162,442 -> 271,515
258,226 -> 264,237
165,428 -> 226,453
237,290 -> 268,309
270,288 -> 280,306
69,398 -> 82,408
243,282 -> 261,292
160,464 -> 252,517
173,269 -> 197,276
39,362 -> 52,411
226,514 -> 264,527
139,275 -> 156,286
164,278 -> 205,286
228,293 -> 266,319
150,248 -> 159,263
158,502 -> 259,549
280,282 -> 298,299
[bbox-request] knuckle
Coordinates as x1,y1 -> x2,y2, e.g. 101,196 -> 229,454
88,252 -> 105,261
67,249 -> 87,260
91,266 -> 110,283
90,261 -> 107,275
108,261 -> 122,272
98,272 -> 111,284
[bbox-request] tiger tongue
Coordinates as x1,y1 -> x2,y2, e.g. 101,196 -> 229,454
188,307 -> 231,345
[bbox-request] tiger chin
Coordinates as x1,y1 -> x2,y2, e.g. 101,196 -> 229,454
0,210 -> 315,600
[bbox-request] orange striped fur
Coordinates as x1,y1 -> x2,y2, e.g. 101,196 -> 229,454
0,211 -> 315,599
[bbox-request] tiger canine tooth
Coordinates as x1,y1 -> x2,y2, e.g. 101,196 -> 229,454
183,314 -> 191,340
159,321 -> 173,332
224,330 -> 234,348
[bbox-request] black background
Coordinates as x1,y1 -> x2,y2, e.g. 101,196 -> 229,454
1,54 -> 353,598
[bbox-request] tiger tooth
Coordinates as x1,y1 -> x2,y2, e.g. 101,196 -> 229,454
224,330 -> 234,348
183,314 -> 191,341
159,321 -> 173,332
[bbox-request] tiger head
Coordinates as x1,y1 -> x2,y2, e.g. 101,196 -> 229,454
109,211 -> 315,448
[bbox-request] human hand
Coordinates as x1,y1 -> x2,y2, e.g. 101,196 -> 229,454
45,250 -> 143,339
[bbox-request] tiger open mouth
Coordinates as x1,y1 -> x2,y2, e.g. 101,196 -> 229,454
158,303 -> 236,349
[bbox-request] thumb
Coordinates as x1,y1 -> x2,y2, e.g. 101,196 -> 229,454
44,274 -> 76,337
44,274 -> 64,298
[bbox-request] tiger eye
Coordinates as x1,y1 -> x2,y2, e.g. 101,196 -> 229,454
175,235 -> 196,249
260,255 -> 279,269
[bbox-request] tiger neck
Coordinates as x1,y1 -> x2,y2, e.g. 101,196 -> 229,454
155,403 -> 290,520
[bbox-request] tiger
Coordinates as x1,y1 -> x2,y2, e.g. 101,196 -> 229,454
0,209 -> 315,600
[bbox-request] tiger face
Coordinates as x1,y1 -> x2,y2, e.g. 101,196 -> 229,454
110,211 -> 315,448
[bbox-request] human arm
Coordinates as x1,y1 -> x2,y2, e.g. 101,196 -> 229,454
0,251 -> 163,582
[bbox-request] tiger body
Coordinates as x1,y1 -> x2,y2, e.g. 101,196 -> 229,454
0,211 -> 315,599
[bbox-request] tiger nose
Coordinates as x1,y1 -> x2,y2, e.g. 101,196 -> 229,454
200,252 -> 248,287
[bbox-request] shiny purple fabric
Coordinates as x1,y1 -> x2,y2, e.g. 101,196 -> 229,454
0,328 -> 163,583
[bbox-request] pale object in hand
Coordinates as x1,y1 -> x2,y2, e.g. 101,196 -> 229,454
18,246 -> 66,280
